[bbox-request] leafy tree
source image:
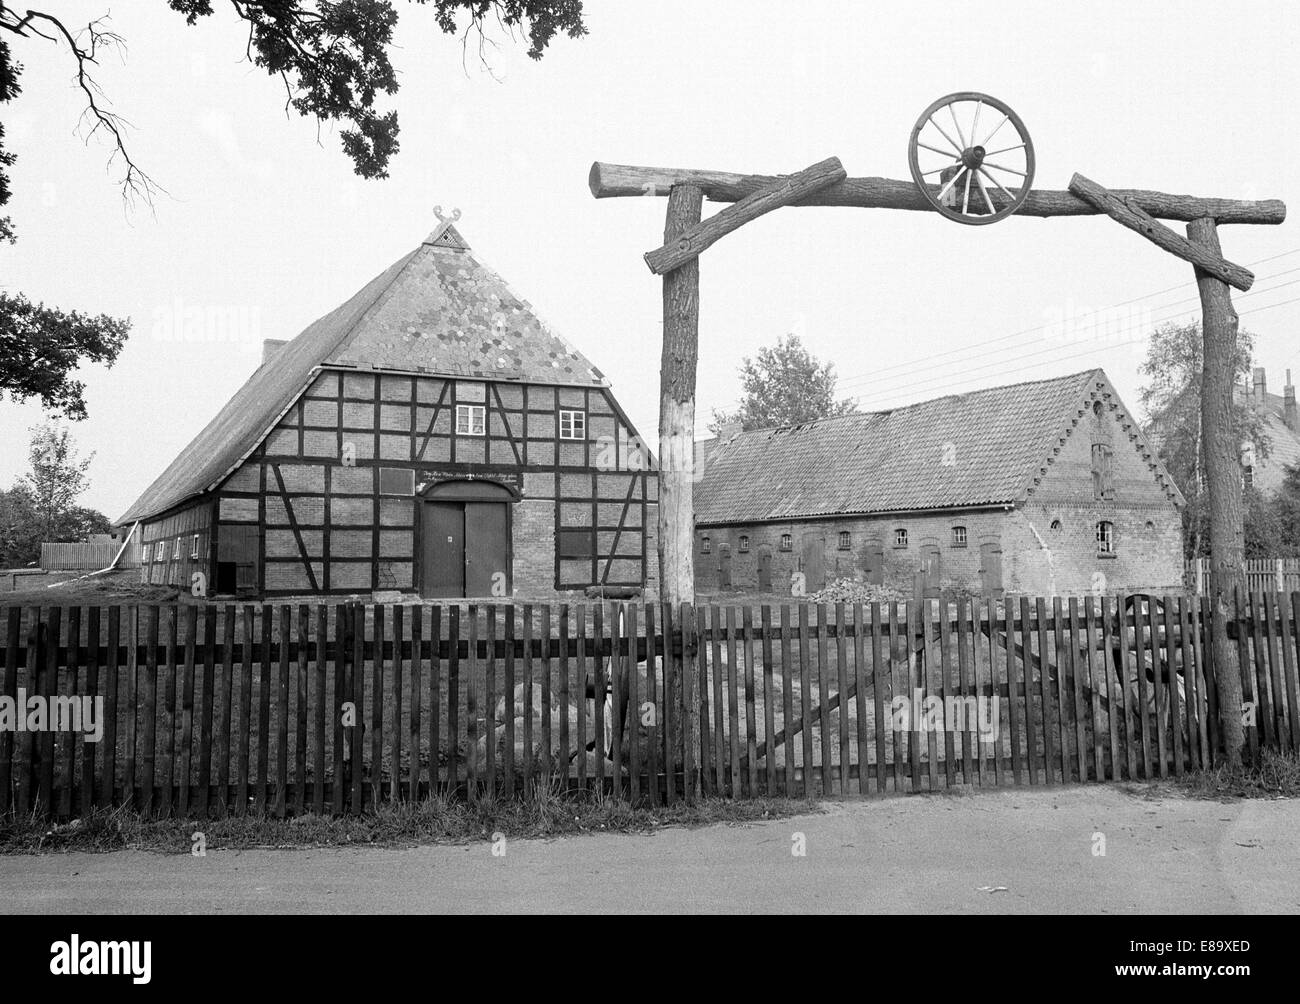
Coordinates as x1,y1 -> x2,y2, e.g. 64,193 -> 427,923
1274,462 -> 1300,556
712,333 -> 857,433
1139,320 -> 1269,557
0,1 -> 587,417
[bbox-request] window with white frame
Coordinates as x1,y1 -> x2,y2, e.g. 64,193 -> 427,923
779,533 -> 792,551
701,535 -> 711,554
1096,520 -> 1114,554
952,526 -> 968,547
173,537 -> 181,560
156,542 -> 166,562
455,403 -> 486,436
191,534 -> 200,560
559,409 -> 586,440
738,535 -> 750,553
894,528 -> 908,548
838,531 -> 851,550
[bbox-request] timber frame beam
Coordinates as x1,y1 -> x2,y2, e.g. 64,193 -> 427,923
590,161 -> 1286,225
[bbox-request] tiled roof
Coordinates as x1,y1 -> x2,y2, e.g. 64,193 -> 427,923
695,369 -> 1177,524
117,222 -> 606,524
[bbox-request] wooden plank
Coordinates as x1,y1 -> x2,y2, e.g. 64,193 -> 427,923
197,605 -> 216,818
428,606 -> 442,798
1263,591 -> 1287,752
815,603 -> 833,795
984,599 -> 1002,786
777,605 -> 795,798
503,604 -> 516,799
1069,598 -> 1088,782
1135,597 -> 1155,779
484,605 -> 497,800
1250,592 -> 1276,748
15,609 -> 39,815
0,607 -> 21,814
887,601 -> 904,792
643,602 -> 657,801
1195,596 -> 1216,767
255,604 -> 271,814
763,605 -> 779,797
743,604 -> 759,798
643,156 -> 847,274
1004,600 -> 1021,785
1178,595 -> 1199,772
58,605 -> 79,819
1235,587 -> 1259,762
350,602 -> 365,814
711,605 -> 725,794
616,604 -> 629,799
659,602 -> 675,802
1084,597 -> 1104,782
871,602 -> 886,794
539,604 -> 552,791
680,601 -> 696,803
390,603 -> 403,802
140,606 -> 157,816
695,603 -> 712,797
465,604 -> 479,800
937,599 -> 955,789
159,605 -> 178,819
1165,595 -> 1183,774
101,606 -> 120,809
1285,594 -> 1300,753
179,605 -> 198,817
626,603 -> 640,802
955,599 -> 974,785
1019,598 -> 1037,785
907,600 -> 922,793
331,604 -> 346,815
1051,597 -> 1070,783
590,161 -> 1288,223
314,605 -> 327,814
834,603 -> 851,794
218,606 -> 235,816
1100,598 -> 1120,781
446,604 -> 460,800
726,605 -> 741,796
557,604 -> 570,792
276,604 -> 291,817
410,604 -> 424,803
1068,174 -> 1255,290
1036,598 -> 1055,785
798,603 -> 813,798
295,603 -> 309,814
589,604 -> 603,794
1118,595 -> 1140,780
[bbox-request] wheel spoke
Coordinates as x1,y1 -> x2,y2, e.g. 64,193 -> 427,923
921,163 -> 960,176
947,102 -> 968,149
961,171 -> 972,215
936,166 -> 967,203
927,115 -> 963,155
984,160 -> 1028,178
983,142 -> 1025,158
975,171 -> 997,215
970,99 -> 984,150
978,166 -> 1018,203
979,113 -> 1010,147
917,141 -> 962,160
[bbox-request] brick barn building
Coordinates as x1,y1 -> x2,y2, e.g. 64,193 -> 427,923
693,369 -> 1184,597
117,217 -> 658,599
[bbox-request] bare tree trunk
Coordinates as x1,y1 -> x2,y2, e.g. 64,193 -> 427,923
1189,217 -> 1246,767
658,184 -> 703,608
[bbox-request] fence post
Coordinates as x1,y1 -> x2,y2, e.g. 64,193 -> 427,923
1277,559 -> 1285,594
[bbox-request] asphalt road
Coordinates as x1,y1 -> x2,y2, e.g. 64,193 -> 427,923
2,786 -> 1296,913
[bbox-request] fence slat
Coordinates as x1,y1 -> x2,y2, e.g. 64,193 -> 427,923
139,606 -> 157,817
1004,601 -> 1021,785
870,602 -> 887,795
985,598 -> 1002,786
696,603 -> 713,798
643,602 -> 657,802
0,608 -> 20,815
296,604 -> 309,814
178,606 -> 197,817
1084,597 -> 1103,782
955,599 -> 974,785
276,604 -> 291,817
196,607 -> 215,818
626,603 -> 639,802
410,605 -> 424,804
390,603 -> 403,804
1285,594 -> 1300,752
711,605 -> 725,795
504,604 -> 516,799
484,605 -> 496,801
1178,595 -> 1199,772
663,602 -> 676,803
218,606 -> 234,816
835,603 -> 851,795
1046,597 -> 1064,785
1068,598 -> 1087,782
743,604 -> 758,798
428,606 -> 442,799
557,604 -> 569,793
466,604 -> 478,800
587,604 -> 600,795
255,605 -> 271,814
539,605 -> 552,792
351,603 -> 365,814
797,604 -> 813,798
446,604 -> 459,801
332,604 -> 345,816
1263,592 -> 1287,753
936,599 -> 954,789
313,605 -> 327,814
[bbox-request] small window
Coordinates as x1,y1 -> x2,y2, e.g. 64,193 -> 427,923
1144,520 -> 1155,532
952,526 -> 967,547
701,535 -> 712,554
191,534 -> 200,560
455,403 -> 486,436
837,531 -> 851,550
779,533 -> 792,552
1093,400 -> 1103,417
559,410 -> 586,440
1096,520 -> 1114,554
1243,465 -> 1254,488
1050,519 -> 1062,532
893,528 -> 908,548
156,542 -> 166,562
173,538 -> 181,560
738,535 -> 750,553
379,467 -> 416,496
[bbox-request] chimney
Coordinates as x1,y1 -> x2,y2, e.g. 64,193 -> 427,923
1286,368 -> 1298,431
1253,366 -> 1266,409
262,338 -> 288,365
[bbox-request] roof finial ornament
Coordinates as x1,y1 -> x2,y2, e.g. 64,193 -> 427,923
425,206 -> 467,248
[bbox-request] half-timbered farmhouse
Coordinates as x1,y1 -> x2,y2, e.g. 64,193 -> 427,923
117,217 -> 658,599
694,369 -> 1184,597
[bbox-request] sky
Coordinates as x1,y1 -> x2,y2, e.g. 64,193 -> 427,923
2,0 -> 1299,521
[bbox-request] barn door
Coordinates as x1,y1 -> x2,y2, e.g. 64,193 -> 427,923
718,543 -> 732,589
423,501 -> 464,598
216,524 -> 259,596
464,501 -> 510,596
801,534 -> 825,591
757,547 -> 772,591
920,543 -> 942,598
863,542 -> 884,585
980,542 -> 1003,595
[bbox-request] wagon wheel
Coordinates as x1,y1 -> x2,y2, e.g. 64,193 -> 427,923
907,92 -> 1035,226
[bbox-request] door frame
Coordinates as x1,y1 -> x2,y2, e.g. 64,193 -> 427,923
417,478 -> 517,598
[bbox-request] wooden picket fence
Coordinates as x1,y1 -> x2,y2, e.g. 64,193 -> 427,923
2,593 -> 1299,819
1187,557 -> 1300,595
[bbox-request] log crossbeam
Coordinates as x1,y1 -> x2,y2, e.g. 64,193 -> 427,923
590,161 -> 1286,226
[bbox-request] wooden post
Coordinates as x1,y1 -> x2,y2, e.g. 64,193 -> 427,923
659,183 -> 703,608
1189,216 -> 1247,767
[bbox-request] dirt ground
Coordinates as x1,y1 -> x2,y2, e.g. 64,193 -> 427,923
1,785 -> 1295,913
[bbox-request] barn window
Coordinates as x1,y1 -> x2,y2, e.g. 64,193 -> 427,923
1091,443 -> 1115,500
1050,519 -> 1062,532
893,528 -> 908,548
1096,520 -> 1114,554
557,529 -> 594,558
379,467 -> 415,496
837,531 -> 851,550
952,526 -> 967,547
779,533 -> 792,551
172,538 -> 181,560
1243,465 -> 1254,488
738,535 -> 750,553
559,410 -> 586,440
191,534 -> 200,560
455,404 -> 485,436
701,535 -> 712,554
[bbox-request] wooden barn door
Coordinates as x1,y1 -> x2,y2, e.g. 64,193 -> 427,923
757,546 -> 772,591
423,501 -> 464,598
920,543 -> 942,598
464,501 -> 509,596
801,534 -> 825,591
717,543 -> 732,589
980,542 -> 1004,596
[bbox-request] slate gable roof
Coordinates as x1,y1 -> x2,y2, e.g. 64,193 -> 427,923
695,369 -> 1182,525
118,223 -> 606,525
